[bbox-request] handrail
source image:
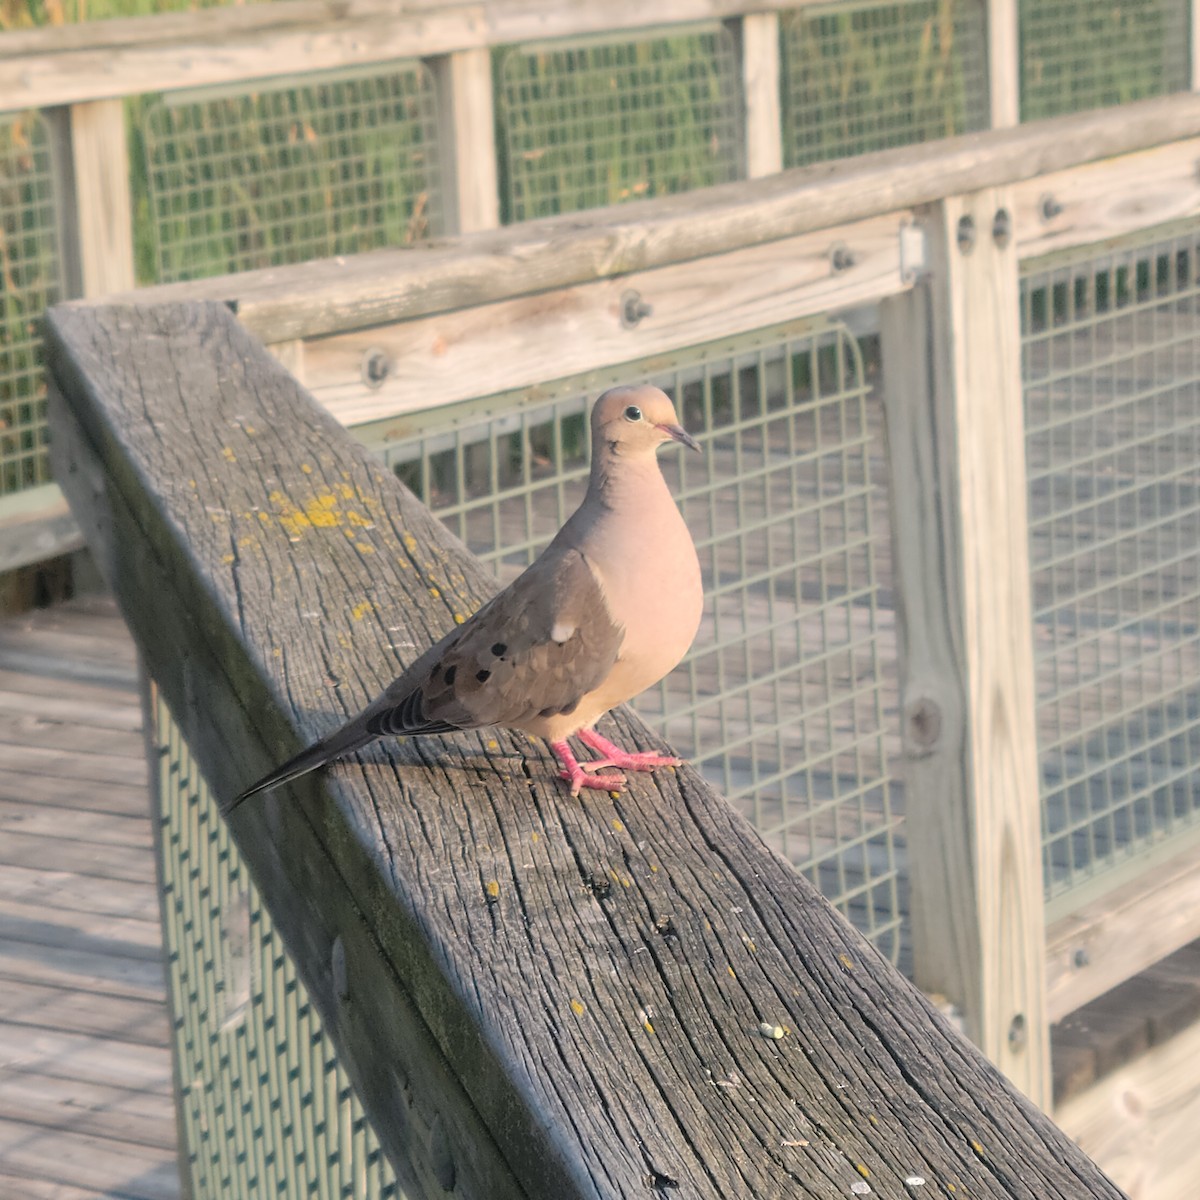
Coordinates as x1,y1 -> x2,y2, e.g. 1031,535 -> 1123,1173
92,92 -> 1200,342
0,0 -> 815,109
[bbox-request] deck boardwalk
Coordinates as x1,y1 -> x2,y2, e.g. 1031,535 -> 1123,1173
0,594 -> 180,1200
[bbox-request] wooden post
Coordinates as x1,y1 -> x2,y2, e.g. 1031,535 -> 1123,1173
735,13 -> 783,178
988,0 -> 1021,127
430,48 -> 500,233
1193,0 -> 1200,90
880,189 -> 1049,1106
66,99 -> 137,295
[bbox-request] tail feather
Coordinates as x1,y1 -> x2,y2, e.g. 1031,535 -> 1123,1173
226,720 -> 378,813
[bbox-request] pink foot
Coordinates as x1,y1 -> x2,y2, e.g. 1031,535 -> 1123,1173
551,741 -> 626,797
577,728 -> 682,773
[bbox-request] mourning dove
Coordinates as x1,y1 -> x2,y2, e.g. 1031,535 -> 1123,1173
230,385 -> 703,809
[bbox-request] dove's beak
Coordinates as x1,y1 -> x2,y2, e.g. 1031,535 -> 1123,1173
660,424 -> 702,452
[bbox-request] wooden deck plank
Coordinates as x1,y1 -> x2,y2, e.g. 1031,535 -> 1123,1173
0,1170 -> 150,1200
0,1117 -> 178,1200
0,863 -> 162,923
0,743 -> 149,787
0,597 -> 179,1198
0,979 -> 169,1048
0,829 -> 156,884
0,684 -> 142,731
0,773 -> 153,818
0,930 -> 168,1002
0,630 -> 138,688
0,716 -> 145,759
0,799 -> 154,850
0,1071 -> 176,1151
0,895 -> 166,960
0,1024 -> 173,1095
0,666 -> 136,705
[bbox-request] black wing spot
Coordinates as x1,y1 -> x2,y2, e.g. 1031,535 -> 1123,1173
476,669 -> 491,683
491,642 -> 507,657
444,665 -> 457,686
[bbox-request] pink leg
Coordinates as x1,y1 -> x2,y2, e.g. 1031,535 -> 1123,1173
551,740 -> 626,797
577,728 -> 682,773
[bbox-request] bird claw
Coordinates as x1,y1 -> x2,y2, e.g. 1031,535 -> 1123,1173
601,751 -> 681,771
551,736 -> 679,798
576,729 -> 681,773
558,767 -> 627,796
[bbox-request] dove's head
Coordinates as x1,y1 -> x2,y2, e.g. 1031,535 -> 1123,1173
591,385 -> 701,460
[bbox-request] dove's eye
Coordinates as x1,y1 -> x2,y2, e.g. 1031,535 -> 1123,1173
624,405 -> 642,422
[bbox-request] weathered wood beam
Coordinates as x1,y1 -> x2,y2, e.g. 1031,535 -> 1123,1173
302,211 -> 910,428
1047,837 -> 1200,1023
1056,1011 -> 1200,1199
46,299 -> 1124,1199
0,484 -> 83,573
88,93 -> 1200,344
287,134 -> 1200,428
0,0 -> 828,110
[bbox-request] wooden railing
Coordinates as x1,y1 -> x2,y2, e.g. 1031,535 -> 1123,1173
45,87 -> 1200,1120
15,10 -> 1200,1189
44,296 -> 1125,1199
2,0 -> 1196,566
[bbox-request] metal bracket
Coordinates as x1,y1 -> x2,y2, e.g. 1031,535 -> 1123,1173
899,219 -> 929,283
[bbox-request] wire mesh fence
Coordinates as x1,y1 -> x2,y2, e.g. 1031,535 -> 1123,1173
1019,0 -> 1189,121
357,319 -> 905,964
140,64 -> 443,284
151,688 -> 406,1199
1022,221 -> 1200,914
495,25 -> 743,224
780,0 -> 989,169
0,111 -> 61,501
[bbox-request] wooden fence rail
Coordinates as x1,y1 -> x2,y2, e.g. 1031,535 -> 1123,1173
31,91 -> 1200,1126
44,297 -> 1125,1199
5,0 -> 1200,569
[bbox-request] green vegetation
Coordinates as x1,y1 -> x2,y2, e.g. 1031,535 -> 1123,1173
1020,0 -> 1188,121
495,28 -> 742,224
781,0 -> 988,168
0,113 -> 58,496
137,68 -> 441,284
0,0 -> 253,31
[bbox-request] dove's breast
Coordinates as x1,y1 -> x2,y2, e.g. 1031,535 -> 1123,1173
583,489 -> 703,713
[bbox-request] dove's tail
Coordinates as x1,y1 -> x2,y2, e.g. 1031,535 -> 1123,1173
225,719 -> 378,813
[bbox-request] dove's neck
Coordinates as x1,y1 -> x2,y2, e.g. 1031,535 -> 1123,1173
585,449 -> 671,514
